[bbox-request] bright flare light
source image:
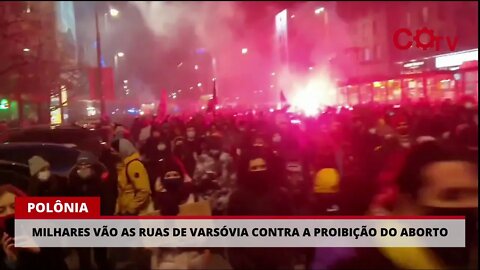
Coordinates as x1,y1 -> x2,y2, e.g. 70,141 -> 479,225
117,52 -> 125,57
290,74 -> 336,117
241,48 -> 248,54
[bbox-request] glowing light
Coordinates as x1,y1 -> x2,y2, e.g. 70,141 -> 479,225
215,105 -> 220,110
123,85 -> 128,89
270,85 -> 275,88
290,74 -> 336,117
197,82 -> 202,87
269,108 -> 274,113
309,66 -> 314,70
86,106 -> 97,116
290,14 -> 295,19
189,87 -> 194,90
373,81 -> 383,87
123,80 -> 128,83
23,48 -> 30,52
177,89 -> 182,93
271,72 -> 276,76
0,99 -> 10,110
139,110 -> 145,116
177,62 -> 183,68
403,61 -> 424,68
315,7 -> 325,14
241,48 -> 248,54
109,8 -> 119,17
201,106 -> 206,110
291,119 -> 301,124
194,64 -> 199,70
116,52 -> 124,57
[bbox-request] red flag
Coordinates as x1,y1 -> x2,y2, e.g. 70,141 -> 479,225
207,80 -> 218,112
88,67 -> 115,100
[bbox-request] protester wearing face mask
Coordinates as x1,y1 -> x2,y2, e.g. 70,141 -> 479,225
185,126 -> 201,156
227,146 -> 295,270
193,135 -> 234,213
67,153 -> 104,197
330,141 -> 478,270
66,153 -> 112,270
27,156 -> 67,197
153,158 -> 191,215
140,126 -> 171,190
172,136 -> 196,178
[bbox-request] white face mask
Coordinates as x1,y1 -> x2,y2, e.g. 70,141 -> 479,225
77,168 -> 93,179
157,143 -> 166,151
37,170 -> 51,181
186,130 -> 196,138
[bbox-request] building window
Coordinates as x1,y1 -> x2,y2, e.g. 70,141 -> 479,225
364,48 -> 372,62
422,7 -> 429,23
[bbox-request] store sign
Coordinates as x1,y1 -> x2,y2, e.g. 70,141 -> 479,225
393,27 -> 458,52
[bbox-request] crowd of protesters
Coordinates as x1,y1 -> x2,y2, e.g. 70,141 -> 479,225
0,99 -> 478,269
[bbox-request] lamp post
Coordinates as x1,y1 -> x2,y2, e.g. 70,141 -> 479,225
94,9 -> 105,117
95,7 -> 119,117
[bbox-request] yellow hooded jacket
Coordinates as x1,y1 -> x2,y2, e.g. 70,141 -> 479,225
115,139 -> 152,215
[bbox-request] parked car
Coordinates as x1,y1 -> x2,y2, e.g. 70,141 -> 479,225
0,160 -> 30,177
0,160 -> 31,191
0,143 -> 82,177
2,126 -> 105,157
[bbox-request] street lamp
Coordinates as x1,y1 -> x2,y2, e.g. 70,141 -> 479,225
116,52 -> 125,57
241,48 -> 248,55
109,8 -> 119,17
315,7 -> 325,14
23,48 -> 30,52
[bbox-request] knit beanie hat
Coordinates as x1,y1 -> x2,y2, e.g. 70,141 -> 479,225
28,156 -> 50,176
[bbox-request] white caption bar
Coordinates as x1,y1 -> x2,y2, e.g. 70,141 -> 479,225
15,219 -> 464,248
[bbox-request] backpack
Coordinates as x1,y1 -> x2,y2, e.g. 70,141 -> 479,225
125,158 -> 154,213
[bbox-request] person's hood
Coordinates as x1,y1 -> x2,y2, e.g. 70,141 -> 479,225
77,152 -> 98,166
112,138 -> 138,159
28,156 -> 50,176
237,146 -> 275,192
